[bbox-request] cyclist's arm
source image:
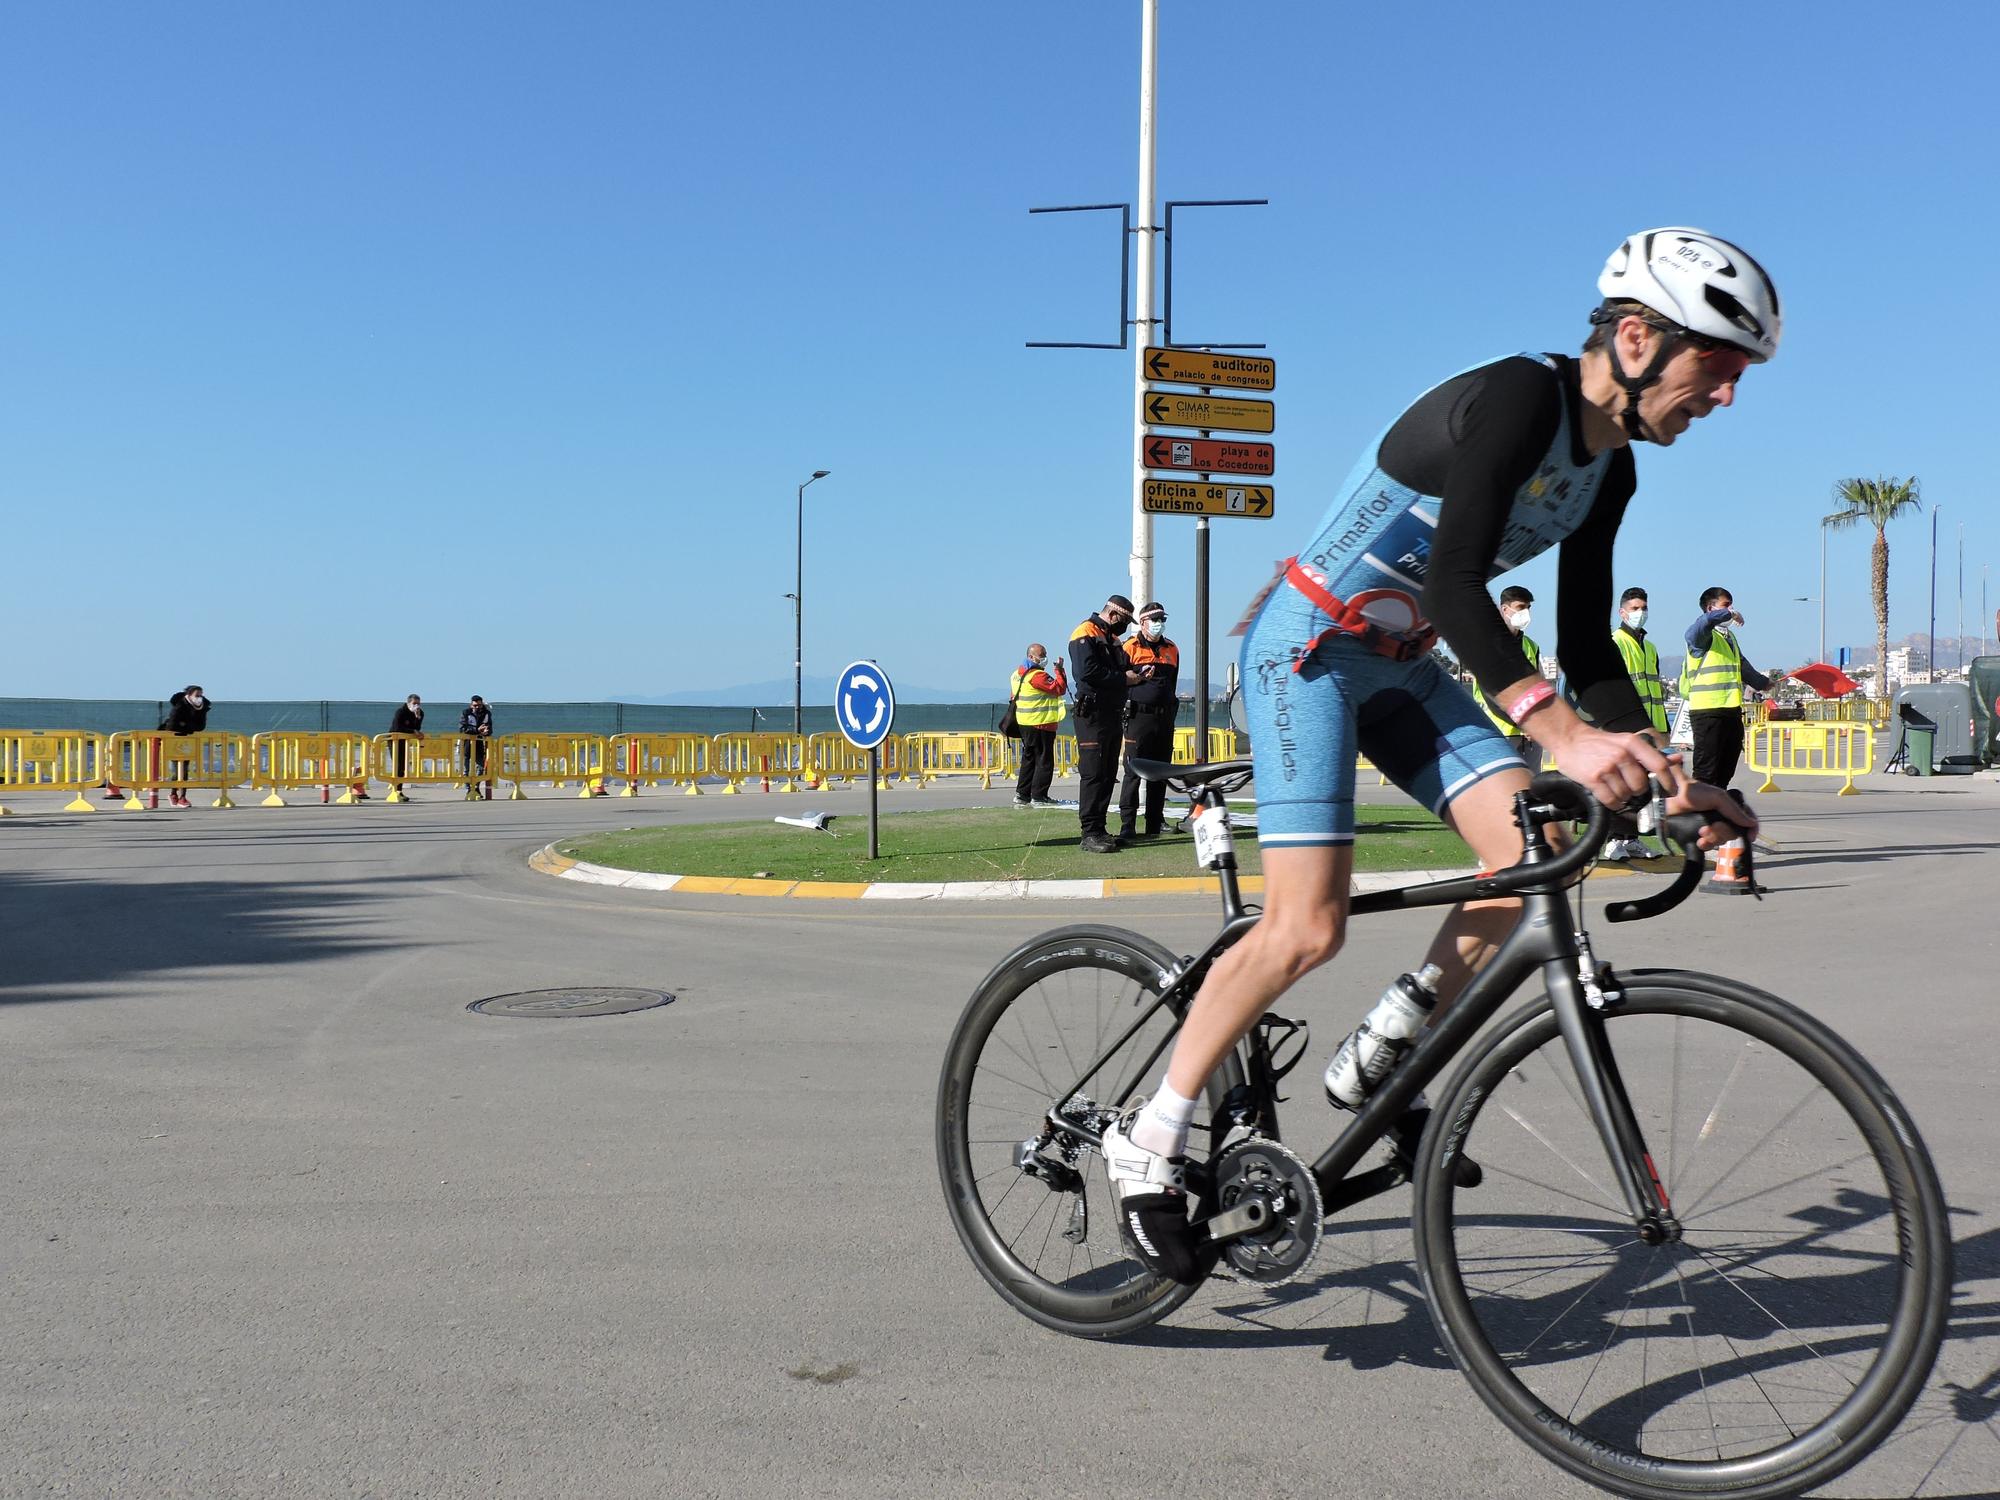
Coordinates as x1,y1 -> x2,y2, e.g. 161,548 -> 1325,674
1415,362 -> 1566,702
1553,459 -> 1652,734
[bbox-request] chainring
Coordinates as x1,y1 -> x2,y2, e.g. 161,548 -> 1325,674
1208,1136 -> 1323,1286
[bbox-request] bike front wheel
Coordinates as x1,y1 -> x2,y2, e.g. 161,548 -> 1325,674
935,924 -> 1243,1339
1413,973 -> 1950,1499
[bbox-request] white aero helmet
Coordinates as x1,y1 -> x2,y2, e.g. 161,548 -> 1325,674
1597,227 -> 1781,363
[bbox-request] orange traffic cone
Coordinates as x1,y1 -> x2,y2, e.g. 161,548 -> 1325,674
1703,836 -> 1757,895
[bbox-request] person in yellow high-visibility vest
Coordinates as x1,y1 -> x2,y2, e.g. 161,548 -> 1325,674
1009,644 -> 1067,808
1479,586 -> 1543,757
1605,588 -> 1669,859
1683,586 -> 1781,787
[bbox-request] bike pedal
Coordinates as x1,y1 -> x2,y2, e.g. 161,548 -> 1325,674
1390,1108 -> 1483,1189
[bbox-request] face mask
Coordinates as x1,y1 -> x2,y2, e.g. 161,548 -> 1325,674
1624,608 -> 1648,629
189,694 -> 204,706
1509,609 -> 1532,633
1106,616 -> 1127,635
1142,620 -> 1164,641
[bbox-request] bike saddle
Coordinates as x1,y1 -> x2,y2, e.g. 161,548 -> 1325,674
1129,757 -> 1252,789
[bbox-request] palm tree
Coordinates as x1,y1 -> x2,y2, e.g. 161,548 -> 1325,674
1825,476 -> 1922,701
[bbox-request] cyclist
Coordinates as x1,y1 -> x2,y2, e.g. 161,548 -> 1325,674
1104,227 -> 1775,1282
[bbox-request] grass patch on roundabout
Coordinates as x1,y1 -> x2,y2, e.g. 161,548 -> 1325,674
555,804 -> 1470,884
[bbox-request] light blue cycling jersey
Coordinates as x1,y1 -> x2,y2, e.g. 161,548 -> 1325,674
1294,353 -> 1620,643
1239,352 -> 1637,847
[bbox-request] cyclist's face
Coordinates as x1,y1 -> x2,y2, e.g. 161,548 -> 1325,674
1639,340 -> 1746,445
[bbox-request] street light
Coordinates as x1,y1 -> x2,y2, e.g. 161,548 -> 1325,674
794,470 -> 831,736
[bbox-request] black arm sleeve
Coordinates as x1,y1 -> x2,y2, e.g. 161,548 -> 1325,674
1555,451 -> 1651,733
1412,362 -> 1567,699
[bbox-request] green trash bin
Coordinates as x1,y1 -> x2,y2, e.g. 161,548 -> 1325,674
1906,724 -> 1935,776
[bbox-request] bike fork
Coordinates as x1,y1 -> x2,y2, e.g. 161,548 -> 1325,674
1543,958 -> 1682,1244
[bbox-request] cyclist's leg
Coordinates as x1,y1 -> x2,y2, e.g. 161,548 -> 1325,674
1360,659 -> 1535,1008
1164,845 -> 1353,1097
1162,617 -> 1363,1099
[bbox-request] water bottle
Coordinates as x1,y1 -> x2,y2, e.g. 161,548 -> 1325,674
1324,963 -> 1445,1110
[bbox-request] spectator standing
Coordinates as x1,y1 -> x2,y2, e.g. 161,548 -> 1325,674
1067,594 -> 1134,853
1682,587 -> 1781,788
388,694 -> 424,800
459,695 -> 494,800
1008,645 -> 1066,809
1118,602 -> 1180,840
1612,588 -> 1669,736
1478,586 -> 1543,756
1606,589 -> 1668,859
160,684 -> 211,808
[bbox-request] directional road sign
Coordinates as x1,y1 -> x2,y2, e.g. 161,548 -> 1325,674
1142,479 -> 1275,519
1142,346 -> 1276,391
834,660 -> 896,750
1143,390 -> 1275,434
1143,434 -> 1274,477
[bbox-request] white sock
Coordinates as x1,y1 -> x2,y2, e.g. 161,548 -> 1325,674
1131,1080 -> 1197,1157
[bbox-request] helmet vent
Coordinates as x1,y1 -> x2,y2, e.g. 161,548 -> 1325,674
1703,284 -> 1764,339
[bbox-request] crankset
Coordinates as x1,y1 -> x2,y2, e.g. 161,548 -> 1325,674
1198,1136 -> 1323,1286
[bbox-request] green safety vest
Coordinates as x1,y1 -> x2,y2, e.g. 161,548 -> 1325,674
1481,632 -> 1542,737
1010,665 -> 1066,728
1683,627 -> 1745,711
1613,627 -> 1669,735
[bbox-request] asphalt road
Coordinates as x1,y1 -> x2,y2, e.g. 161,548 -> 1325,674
4,772 -> 1997,1499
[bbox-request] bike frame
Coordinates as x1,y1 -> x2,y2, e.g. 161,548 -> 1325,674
1044,786 -> 1683,1236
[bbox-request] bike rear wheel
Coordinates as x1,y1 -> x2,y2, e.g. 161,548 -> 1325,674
935,924 -> 1242,1338
1414,973 -> 1950,1499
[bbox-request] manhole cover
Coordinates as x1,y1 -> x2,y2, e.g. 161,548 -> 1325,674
468,987 -> 676,1019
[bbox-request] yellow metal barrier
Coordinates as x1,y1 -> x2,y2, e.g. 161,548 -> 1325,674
804,731 -> 898,790
0,729 -> 106,814
607,732 -> 711,796
1792,699 -> 1891,725
252,732 -> 373,806
107,730 -> 251,809
904,732 -> 1006,789
493,733 -> 611,799
707,732 -> 811,793
371,733 -> 493,802
1053,734 -> 1079,779
1746,722 -> 1872,795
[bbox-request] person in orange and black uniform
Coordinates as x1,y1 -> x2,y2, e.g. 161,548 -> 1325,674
1118,602 -> 1180,840
1068,594 -> 1134,853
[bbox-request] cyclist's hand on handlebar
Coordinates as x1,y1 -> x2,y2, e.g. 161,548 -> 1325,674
1665,781 -> 1759,849
1548,727 -> 1670,810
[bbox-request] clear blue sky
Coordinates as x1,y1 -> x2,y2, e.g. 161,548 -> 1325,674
4,1 -> 1994,702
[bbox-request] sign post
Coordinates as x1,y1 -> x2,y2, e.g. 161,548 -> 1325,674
834,660 -> 896,859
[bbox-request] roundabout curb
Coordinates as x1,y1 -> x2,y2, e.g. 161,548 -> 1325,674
528,842 -> 1643,901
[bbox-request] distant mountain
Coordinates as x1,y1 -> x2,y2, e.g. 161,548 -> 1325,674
625,676 -> 997,706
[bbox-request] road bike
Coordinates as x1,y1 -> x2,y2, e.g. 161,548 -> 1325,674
935,760 -> 1950,1499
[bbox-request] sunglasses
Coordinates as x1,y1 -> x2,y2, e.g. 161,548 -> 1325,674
1662,323 -> 1750,384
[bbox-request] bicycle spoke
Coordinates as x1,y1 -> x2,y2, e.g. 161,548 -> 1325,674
1490,1104 -> 1622,1211
1667,1246 -> 1726,1460
1567,1247 -> 1659,1423
1676,1080 -> 1832,1220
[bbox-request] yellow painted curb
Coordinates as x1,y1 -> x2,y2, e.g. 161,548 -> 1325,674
789,881 -> 874,899
530,847 -> 578,875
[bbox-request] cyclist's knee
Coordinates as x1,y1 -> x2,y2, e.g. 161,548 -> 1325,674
1258,908 -> 1346,979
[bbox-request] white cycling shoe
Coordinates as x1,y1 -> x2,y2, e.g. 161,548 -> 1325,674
1101,1111 -> 1204,1285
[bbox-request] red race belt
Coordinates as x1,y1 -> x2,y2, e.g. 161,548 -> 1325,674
1282,557 -> 1437,669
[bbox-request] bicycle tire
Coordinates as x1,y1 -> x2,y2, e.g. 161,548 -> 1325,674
1412,974 -> 1950,1499
936,924 -> 1244,1339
